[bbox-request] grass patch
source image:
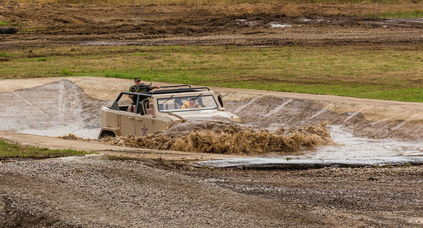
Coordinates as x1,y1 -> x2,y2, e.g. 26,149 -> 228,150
20,27 -> 48,32
0,21 -> 10,26
379,10 -> 423,17
0,45 -> 422,102
0,140 -> 94,159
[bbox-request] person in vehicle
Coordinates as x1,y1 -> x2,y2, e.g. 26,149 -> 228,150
128,77 -> 159,112
129,77 -> 160,93
180,98 -> 202,109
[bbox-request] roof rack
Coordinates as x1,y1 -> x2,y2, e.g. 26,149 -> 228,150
150,86 -> 210,94
156,84 -> 192,89
110,87 -> 212,110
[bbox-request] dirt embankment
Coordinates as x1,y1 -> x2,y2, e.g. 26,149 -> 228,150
0,4 -> 422,48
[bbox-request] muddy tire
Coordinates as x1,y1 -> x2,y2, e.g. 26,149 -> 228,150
98,130 -> 116,139
0,28 -> 18,34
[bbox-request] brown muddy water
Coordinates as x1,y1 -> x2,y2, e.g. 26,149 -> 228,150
1,80 -> 422,167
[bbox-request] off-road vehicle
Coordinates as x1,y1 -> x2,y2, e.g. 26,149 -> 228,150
98,85 -> 239,138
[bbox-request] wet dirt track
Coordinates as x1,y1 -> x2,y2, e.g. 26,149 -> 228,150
1,4 -> 423,49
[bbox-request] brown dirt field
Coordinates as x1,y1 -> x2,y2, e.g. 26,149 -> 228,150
1,4 -> 422,48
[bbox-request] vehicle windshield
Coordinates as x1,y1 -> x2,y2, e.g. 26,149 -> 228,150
157,95 -> 218,112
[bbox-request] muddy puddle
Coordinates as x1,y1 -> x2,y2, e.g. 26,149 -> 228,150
1,80 -> 422,167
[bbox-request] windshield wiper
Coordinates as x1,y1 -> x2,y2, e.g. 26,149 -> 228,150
160,95 -> 174,105
190,93 -> 203,101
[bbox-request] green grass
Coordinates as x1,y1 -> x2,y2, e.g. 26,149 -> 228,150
0,140 -> 94,159
379,10 -> 423,17
1,45 -> 422,102
0,21 -> 10,26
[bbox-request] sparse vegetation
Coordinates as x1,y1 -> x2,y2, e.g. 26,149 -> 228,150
0,140 -> 94,159
379,10 -> 423,17
0,21 -> 10,26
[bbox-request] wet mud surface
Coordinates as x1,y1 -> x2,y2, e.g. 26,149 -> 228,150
1,4 -> 422,48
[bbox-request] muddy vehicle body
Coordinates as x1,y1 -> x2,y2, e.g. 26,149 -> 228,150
99,85 -> 239,138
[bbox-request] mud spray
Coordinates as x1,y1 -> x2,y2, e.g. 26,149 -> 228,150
98,121 -> 332,154
2,80 -> 423,167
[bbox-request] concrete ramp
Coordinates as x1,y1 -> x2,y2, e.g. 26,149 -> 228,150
0,80 -> 107,138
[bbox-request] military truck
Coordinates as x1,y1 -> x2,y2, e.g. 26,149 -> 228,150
98,85 -> 239,138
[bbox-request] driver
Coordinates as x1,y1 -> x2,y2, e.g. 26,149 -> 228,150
180,98 -> 202,109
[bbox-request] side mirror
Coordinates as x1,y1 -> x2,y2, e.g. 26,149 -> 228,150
218,94 -> 224,107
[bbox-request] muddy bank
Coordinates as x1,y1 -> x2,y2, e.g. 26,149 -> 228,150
100,121 -> 331,154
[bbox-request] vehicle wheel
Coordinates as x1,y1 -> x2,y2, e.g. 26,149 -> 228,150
98,130 -> 116,139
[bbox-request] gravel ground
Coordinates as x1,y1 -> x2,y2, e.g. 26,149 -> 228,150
180,163 -> 423,227
1,155 -> 422,227
0,155 -> 324,227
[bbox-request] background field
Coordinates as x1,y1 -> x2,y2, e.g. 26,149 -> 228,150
1,45 -> 422,102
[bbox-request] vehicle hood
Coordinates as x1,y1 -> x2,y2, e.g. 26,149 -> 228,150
169,109 -> 240,122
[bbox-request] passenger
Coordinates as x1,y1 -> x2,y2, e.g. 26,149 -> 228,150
180,99 -> 202,109
128,77 -> 159,112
